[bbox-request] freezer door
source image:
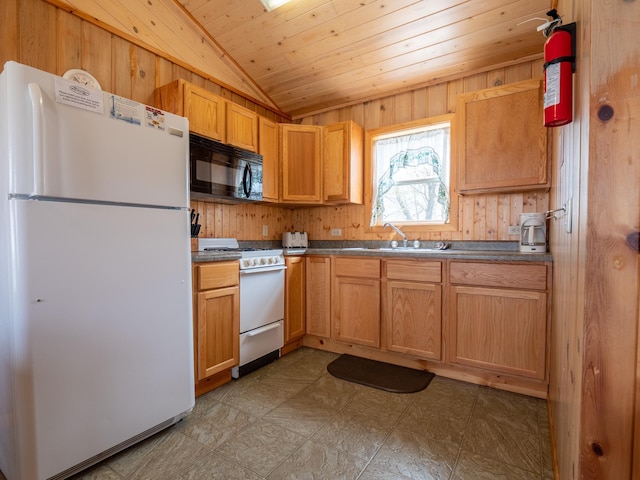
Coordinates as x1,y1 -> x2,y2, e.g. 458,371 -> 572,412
3,61 -> 189,207
9,200 -> 194,479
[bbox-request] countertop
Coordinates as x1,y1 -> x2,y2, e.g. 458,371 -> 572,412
191,251 -> 242,263
191,241 -> 553,263
295,248 -> 552,262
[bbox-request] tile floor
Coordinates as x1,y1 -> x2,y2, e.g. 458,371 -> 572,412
1,348 -> 554,480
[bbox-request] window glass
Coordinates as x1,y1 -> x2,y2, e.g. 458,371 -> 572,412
370,121 -> 451,226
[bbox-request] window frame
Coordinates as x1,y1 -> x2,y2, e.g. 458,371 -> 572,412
364,114 -> 459,234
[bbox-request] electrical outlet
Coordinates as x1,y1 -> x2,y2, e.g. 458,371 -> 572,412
262,225 -> 268,236
331,228 -> 342,236
508,225 -> 521,235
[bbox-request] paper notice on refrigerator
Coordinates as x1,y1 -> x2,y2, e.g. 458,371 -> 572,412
145,106 -> 165,131
108,95 -> 142,125
54,78 -> 104,114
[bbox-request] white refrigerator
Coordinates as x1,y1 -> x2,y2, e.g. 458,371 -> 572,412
0,62 -> 194,480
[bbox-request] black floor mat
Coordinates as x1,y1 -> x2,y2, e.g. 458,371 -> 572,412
327,354 -> 434,393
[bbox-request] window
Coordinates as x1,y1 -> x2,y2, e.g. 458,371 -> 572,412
368,115 -> 454,228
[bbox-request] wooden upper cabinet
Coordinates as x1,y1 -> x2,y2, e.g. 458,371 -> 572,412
280,124 -> 323,204
259,116 -> 279,203
186,84 -> 226,142
323,121 -> 364,204
226,102 -> 258,152
155,79 -> 226,142
457,79 -> 548,194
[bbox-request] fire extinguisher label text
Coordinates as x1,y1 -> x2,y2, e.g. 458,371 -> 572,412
544,62 -> 561,108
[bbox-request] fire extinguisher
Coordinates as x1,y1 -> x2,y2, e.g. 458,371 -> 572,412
542,11 -> 575,127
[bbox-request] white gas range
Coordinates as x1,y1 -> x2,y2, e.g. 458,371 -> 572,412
198,238 -> 285,378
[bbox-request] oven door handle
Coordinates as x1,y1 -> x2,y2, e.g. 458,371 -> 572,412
247,322 -> 282,337
240,265 -> 287,274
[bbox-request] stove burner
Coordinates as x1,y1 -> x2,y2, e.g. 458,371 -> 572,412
198,239 -> 283,262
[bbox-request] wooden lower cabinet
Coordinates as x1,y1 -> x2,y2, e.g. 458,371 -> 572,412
332,257 -> 380,347
197,286 -> 240,379
302,255 -> 551,398
449,286 -> 547,379
383,259 -> 442,360
305,256 -> 331,337
448,261 -> 550,381
283,256 -> 305,354
192,261 -> 239,396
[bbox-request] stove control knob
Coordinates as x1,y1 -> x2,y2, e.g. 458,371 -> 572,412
273,256 -> 280,264
260,257 -> 267,265
242,259 -> 251,268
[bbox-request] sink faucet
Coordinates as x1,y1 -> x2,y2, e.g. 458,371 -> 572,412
383,222 -> 407,248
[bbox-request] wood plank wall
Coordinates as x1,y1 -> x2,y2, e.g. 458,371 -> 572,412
548,1 -> 640,479
2,0 -> 548,244
294,61 -> 549,242
1,0 -> 290,244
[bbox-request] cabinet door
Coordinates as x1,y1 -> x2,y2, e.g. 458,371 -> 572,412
196,286 -> 239,380
184,83 -> 226,141
280,124 -> 322,204
324,121 -> 363,204
386,280 -> 442,360
306,256 -> 331,337
259,116 -> 279,203
457,79 -> 548,193
333,273 -> 380,348
284,256 -> 306,342
226,102 -> 258,152
449,285 -> 547,379
331,257 -> 380,348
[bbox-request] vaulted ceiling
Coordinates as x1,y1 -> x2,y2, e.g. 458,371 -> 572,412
59,0 -> 553,118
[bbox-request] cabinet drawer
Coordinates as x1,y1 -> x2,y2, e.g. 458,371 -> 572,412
334,257 -> 380,278
449,262 -> 546,290
195,262 -> 239,290
385,260 -> 442,283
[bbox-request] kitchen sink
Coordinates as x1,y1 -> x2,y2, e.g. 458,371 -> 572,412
376,247 -> 444,252
340,247 -> 448,253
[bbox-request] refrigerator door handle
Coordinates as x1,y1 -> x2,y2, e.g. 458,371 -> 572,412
28,82 -> 45,196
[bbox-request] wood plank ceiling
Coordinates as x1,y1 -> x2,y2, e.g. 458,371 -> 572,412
179,0 -> 553,118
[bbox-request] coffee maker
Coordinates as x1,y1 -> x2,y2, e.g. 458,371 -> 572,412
519,213 -> 547,253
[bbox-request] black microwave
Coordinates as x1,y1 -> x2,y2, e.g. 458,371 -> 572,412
189,133 -> 263,202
